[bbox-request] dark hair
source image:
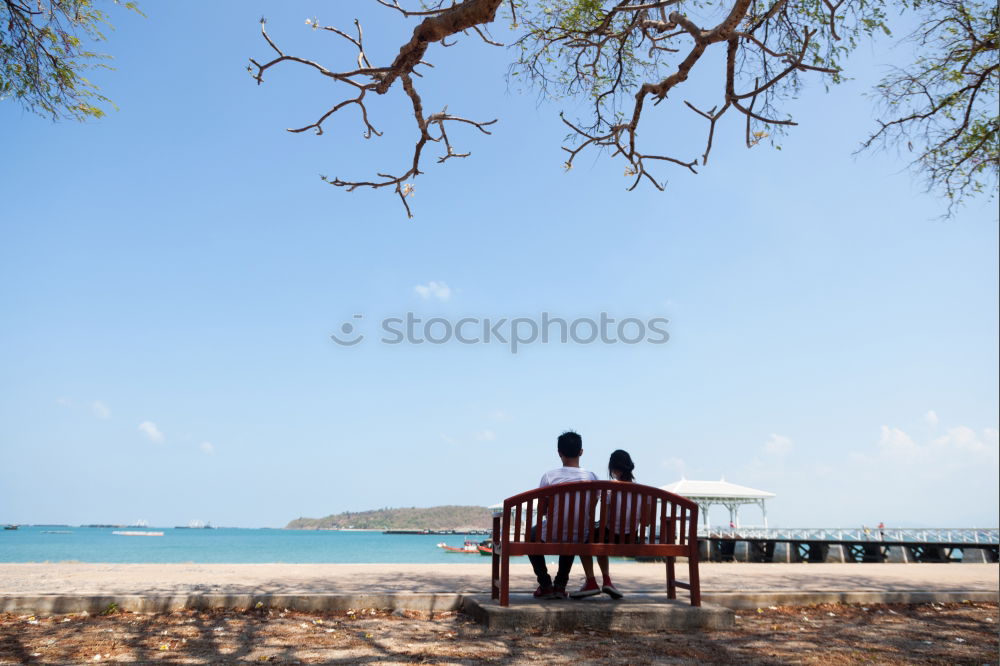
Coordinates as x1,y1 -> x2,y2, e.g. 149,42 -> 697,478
557,430 -> 583,458
608,449 -> 635,482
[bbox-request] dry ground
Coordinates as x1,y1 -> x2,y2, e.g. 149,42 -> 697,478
0,601 -> 996,664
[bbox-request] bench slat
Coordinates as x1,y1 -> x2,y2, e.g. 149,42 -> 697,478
514,503 -> 522,543
524,498 -> 534,543
658,496 -> 665,543
503,543 -> 690,557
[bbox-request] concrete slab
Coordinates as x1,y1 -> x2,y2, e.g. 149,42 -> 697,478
462,595 -> 734,632
0,593 -> 463,615
703,590 -> 998,609
1,589 -> 994,617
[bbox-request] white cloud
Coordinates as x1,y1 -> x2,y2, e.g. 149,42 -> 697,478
476,429 -> 497,442
200,441 -> 215,455
933,425 -> 995,455
138,421 -> 165,444
724,414 -> 998,526
91,401 -> 112,420
866,422 -> 998,466
762,433 -> 793,456
414,281 -> 452,302
923,410 -> 939,428
877,426 -> 918,457
56,397 -> 73,407
833,419 -> 1000,523
660,457 -> 686,480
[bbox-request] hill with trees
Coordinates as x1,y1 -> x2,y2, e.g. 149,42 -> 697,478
286,505 -> 492,531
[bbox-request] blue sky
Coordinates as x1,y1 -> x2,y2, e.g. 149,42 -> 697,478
1,1 -> 997,529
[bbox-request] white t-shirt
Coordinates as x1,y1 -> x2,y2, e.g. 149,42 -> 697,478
537,466 -> 598,541
600,482 -> 634,534
539,466 -> 598,488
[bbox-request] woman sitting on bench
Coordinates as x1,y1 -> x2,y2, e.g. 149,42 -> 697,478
570,449 -> 636,599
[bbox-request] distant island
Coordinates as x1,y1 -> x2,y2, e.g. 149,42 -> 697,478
286,505 -> 492,531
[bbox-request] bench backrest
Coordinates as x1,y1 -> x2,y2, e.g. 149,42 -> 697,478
500,481 -> 698,552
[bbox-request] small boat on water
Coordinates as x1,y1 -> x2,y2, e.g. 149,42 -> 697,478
438,538 -> 494,554
437,539 -> 480,553
3,525 -> 17,531
112,530 -> 164,537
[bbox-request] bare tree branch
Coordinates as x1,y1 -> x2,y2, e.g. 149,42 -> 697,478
251,0 -> 503,216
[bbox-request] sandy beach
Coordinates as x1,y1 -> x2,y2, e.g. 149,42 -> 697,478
1,562 -> 996,596
1,562 -> 997,663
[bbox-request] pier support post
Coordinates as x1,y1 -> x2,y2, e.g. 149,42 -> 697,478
698,539 -> 710,562
750,540 -> 775,562
960,547 -> 989,563
715,540 -> 736,562
824,544 -> 847,563
885,545 -> 912,563
773,541 -> 793,563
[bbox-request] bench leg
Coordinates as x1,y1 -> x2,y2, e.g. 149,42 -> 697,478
500,555 -> 510,607
491,551 -> 499,599
666,556 -> 677,599
688,555 -> 701,606
491,515 -> 501,600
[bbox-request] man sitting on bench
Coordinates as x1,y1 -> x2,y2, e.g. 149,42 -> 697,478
528,430 -> 598,599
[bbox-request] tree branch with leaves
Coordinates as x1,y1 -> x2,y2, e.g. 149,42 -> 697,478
0,0 -> 141,121
859,0 -> 998,212
250,0 -> 994,217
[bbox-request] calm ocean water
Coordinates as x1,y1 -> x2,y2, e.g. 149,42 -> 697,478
0,527 -> 496,564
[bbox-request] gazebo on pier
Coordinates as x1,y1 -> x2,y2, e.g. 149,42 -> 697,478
661,478 -> 775,530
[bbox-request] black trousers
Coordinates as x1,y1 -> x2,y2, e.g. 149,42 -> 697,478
528,553 -> 574,589
526,526 -> 574,589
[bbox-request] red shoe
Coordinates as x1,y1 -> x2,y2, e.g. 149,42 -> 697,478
570,578 -> 601,599
533,585 -> 556,599
601,581 -> 624,599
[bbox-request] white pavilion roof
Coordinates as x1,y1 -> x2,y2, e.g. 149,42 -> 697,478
660,478 -> 775,500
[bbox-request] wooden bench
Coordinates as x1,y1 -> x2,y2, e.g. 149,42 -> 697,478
490,481 -> 701,606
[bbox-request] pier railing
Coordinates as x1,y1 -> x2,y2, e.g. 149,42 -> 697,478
700,527 -> 999,544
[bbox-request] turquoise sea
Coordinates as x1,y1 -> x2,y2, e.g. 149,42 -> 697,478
0,526 -> 495,564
